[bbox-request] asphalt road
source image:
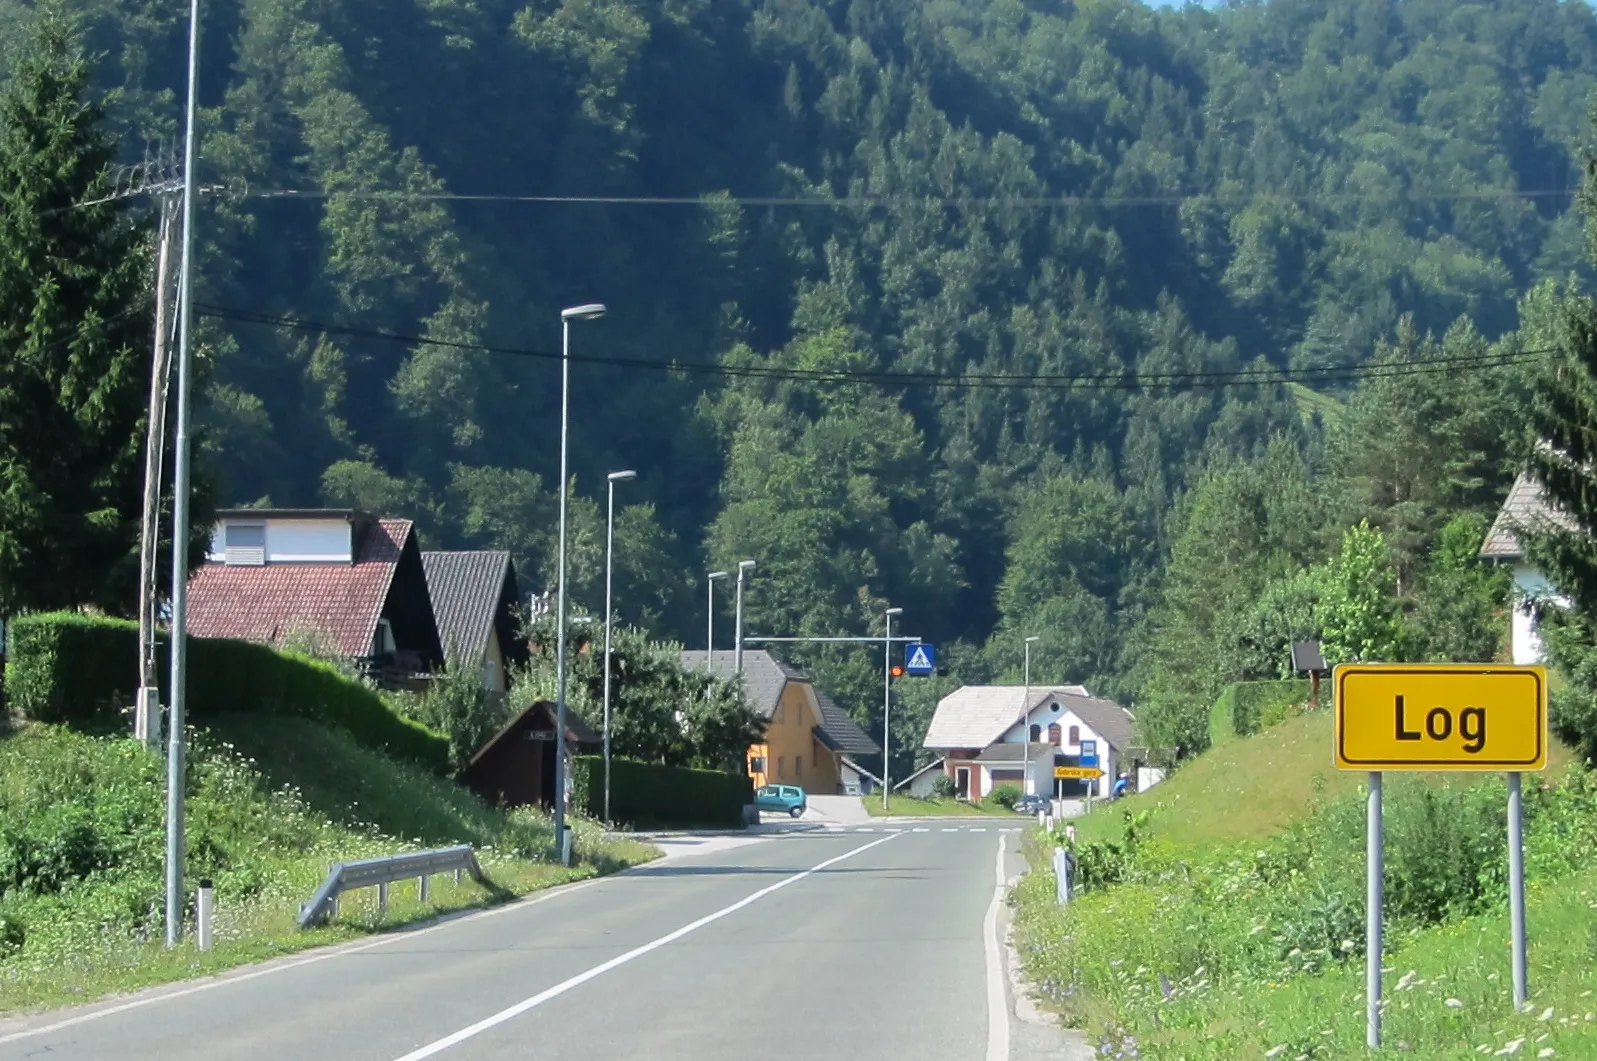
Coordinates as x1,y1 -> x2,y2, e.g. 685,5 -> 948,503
0,824 -> 1087,1061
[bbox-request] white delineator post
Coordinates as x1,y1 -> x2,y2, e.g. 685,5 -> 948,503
1507,771 -> 1528,1009
1367,771 -> 1383,1049
196,878 -> 213,952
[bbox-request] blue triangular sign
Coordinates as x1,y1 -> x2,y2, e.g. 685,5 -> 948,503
906,643 -> 934,673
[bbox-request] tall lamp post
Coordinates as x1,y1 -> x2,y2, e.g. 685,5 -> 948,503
601,469 -> 636,825
553,301 -> 606,861
882,606 -> 903,812
734,559 -> 756,674
1022,635 -> 1040,797
707,571 -> 728,665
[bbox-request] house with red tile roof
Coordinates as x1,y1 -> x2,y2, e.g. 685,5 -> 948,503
187,509 -> 444,685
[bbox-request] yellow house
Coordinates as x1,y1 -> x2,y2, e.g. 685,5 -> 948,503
680,650 -> 880,793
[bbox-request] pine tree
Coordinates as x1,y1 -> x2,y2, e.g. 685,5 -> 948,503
0,8 -> 153,614
1524,166 -> 1597,616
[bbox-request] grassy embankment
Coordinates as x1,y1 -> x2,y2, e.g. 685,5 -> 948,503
0,714 -> 656,1014
1012,709 -> 1597,1059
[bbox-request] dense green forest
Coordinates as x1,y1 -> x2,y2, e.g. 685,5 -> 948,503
6,0 -> 1597,774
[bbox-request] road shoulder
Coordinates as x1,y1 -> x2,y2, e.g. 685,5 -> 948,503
999,839 -> 1094,1061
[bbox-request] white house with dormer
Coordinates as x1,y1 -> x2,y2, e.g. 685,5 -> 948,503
1479,473 -> 1577,665
921,684 -> 1139,800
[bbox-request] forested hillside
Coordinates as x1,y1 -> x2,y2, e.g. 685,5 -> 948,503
9,0 -> 1597,771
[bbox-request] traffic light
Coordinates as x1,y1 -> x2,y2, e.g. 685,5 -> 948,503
890,665 -> 905,678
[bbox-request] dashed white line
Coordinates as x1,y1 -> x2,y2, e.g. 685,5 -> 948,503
912,827 -> 929,833
942,827 -> 958,832
970,827 -> 987,832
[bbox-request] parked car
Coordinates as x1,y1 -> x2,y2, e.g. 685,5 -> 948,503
1014,794 -> 1050,815
755,784 -> 808,818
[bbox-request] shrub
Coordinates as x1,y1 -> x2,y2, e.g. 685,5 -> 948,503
4,613 -> 448,772
1212,679 -> 1313,739
931,773 -> 957,799
988,782 -> 1022,809
570,756 -> 752,828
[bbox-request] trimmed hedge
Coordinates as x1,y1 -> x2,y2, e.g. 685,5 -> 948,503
5,612 -> 449,773
1212,679 -> 1314,742
570,755 -> 752,828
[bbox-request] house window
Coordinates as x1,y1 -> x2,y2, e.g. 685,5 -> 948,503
373,618 -> 397,656
749,755 -> 767,774
795,756 -> 803,778
1048,723 -> 1062,745
1068,725 -> 1080,746
481,659 -> 500,691
223,523 -> 266,566
1029,724 -> 1041,742
777,756 -> 785,779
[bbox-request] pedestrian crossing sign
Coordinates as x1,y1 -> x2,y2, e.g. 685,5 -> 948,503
905,642 -> 935,676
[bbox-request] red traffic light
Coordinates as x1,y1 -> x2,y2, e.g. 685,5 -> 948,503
890,665 -> 905,678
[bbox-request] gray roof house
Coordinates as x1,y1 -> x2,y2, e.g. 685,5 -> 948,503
1480,472 -> 1578,665
923,684 -> 1135,801
680,649 -> 879,792
422,550 -> 529,693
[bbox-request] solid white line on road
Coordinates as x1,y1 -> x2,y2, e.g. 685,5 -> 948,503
390,833 -> 903,1061
985,834 -> 1010,1061
0,867 -> 619,1048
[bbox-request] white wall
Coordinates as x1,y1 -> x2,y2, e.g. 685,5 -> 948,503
1002,704 -> 1118,797
1511,564 -> 1571,666
208,518 -> 354,564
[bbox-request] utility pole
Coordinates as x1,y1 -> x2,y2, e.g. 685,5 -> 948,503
165,0 -> 201,949
882,607 -> 902,812
135,188 -> 180,749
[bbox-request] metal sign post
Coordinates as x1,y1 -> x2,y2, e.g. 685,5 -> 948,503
1334,663 -> 1548,1046
1366,770 -> 1383,1048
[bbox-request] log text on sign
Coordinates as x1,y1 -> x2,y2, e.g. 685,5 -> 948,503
1395,695 -> 1486,754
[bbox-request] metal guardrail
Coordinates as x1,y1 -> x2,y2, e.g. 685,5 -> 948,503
297,845 -> 492,928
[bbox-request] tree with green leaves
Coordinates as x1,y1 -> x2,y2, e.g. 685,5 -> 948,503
0,9 -> 159,615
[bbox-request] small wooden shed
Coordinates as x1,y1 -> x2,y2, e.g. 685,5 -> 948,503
463,700 -> 600,809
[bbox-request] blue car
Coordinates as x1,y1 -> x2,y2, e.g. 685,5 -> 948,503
755,784 -> 807,818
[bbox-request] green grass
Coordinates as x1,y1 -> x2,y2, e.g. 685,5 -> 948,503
1011,706 -> 1596,1059
0,716 -> 656,1014
1071,709 -> 1577,850
866,794 -> 1024,817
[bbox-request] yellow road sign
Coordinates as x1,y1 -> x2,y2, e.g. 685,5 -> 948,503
1333,663 -> 1547,771
1053,766 -> 1103,780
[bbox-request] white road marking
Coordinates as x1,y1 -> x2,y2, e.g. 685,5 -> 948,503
912,827 -> 929,833
985,834 -> 1010,1061
942,827 -> 958,832
855,827 -> 875,833
970,827 -> 987,832
390,833 -> 903,1060
0,868 -> 614,1047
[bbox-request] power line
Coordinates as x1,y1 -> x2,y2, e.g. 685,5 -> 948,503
196,303 -> 1546,393
240,186 -> 1579,211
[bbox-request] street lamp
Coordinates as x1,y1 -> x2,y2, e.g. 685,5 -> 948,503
553,301 -> 606,861
734,559 -> 756,674
1023,635 -> 1040,797
882,606 -> 903,812
601,469 -> 637,826
707,571 -> 729,666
